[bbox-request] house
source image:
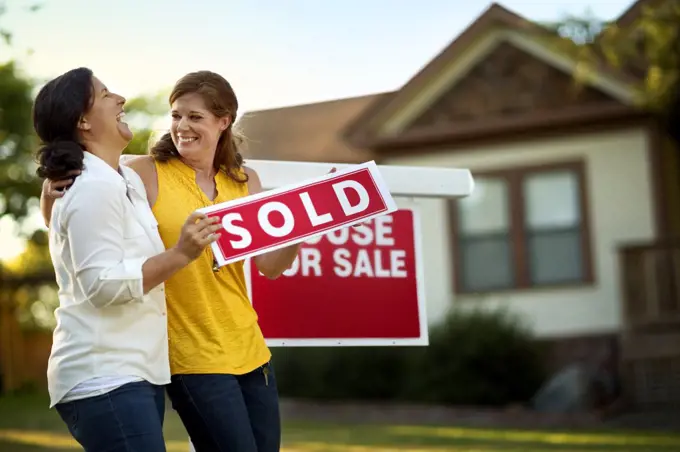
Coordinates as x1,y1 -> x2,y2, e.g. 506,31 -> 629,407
239,0 -> 680,407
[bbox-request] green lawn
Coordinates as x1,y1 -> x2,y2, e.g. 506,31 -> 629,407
1,393 -> 679,451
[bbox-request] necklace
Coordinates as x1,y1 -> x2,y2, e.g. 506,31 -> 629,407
199,178 -> 222,274
176,159 -> 221,273
202,189 -> 220,273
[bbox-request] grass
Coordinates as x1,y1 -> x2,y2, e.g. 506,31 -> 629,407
1,392 -> 680,451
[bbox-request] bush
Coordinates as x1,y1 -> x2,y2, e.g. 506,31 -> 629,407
271,308 -> 547,407
404,308 -> 547,405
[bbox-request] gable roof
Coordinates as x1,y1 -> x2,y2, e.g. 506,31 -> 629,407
239,93 -> 388,164
341,2 -> 639,148
341,3 -> 544,143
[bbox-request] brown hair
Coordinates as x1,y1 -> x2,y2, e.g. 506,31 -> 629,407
150,70 -> 247,183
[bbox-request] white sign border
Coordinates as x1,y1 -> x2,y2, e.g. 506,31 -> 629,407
244,204 -> 429,347
247,159 -> 475,199
197,161 -> 398,268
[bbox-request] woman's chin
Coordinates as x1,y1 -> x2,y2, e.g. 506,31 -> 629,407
176,143 -> 205,158
117,122 -> 134,141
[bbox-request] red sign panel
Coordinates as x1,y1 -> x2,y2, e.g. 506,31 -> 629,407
247,208 -> 427,346
199,162 -> 396,267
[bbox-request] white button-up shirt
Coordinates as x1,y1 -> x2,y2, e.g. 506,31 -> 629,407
46,152 -> 170,407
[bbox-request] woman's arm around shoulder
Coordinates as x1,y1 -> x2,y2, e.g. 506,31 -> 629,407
123,155 -> 159,208
39,169 -> 82,228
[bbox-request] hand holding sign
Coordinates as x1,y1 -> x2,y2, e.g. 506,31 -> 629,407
173,213 -> 222,262
197,161 -> 397,268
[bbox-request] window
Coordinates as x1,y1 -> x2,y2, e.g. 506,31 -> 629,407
457,178 -> 514,291
452,162 -> 593,293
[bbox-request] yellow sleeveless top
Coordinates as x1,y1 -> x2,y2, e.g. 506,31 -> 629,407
152,158 -> 271,375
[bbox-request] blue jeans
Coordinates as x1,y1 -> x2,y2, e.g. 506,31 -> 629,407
55,380 -> 166,452
166,361 -> 280,452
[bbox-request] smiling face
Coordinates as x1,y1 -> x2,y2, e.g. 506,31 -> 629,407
170,92 -> 230,161
78,76 -> 132,149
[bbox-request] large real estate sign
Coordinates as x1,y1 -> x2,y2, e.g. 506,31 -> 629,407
247,207 -> 427,347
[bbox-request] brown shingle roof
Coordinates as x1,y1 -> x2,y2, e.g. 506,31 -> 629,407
238,93 -> 389,164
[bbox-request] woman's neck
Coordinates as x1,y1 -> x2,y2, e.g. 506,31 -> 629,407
181,155 -> 216,179
181,155 -> 219,201
86,143 -> 122,171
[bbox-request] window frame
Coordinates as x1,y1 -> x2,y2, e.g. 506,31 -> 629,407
450,160 -> 595,294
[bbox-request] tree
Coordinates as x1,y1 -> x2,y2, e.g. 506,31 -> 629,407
545,0 -> 680,119
3,229 -> 59,331
0,63 -> 39,222
123,91 -> 169,156
0,2 -> 45,223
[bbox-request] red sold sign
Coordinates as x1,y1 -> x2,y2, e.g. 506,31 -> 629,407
198,162 -> 397,267
246,208 -> 428,346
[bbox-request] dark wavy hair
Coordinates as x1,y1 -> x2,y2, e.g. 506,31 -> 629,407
33,67 -> 94,180
150,70 -> 247,183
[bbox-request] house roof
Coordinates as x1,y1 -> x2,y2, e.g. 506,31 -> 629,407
341,3 -> 546,144
239,93 -> 388,164
342,2 -> 642,148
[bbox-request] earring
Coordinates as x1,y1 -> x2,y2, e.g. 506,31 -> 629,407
78,117 -> 90,131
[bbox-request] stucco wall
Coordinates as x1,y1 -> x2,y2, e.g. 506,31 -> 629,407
386,128 -> 656,338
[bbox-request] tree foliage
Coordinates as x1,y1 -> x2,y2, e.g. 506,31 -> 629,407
123,91 -> 168,156
0,62 -> 38,221
544,0 -> 680,117
3,229 -> 59,331
0,8 -> 37,223
0,2 -> 44,222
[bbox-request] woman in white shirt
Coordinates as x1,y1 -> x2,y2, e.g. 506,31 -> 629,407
33,67 -> 222,452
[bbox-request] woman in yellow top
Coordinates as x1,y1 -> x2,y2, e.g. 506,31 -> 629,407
42,71 -> 307,452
